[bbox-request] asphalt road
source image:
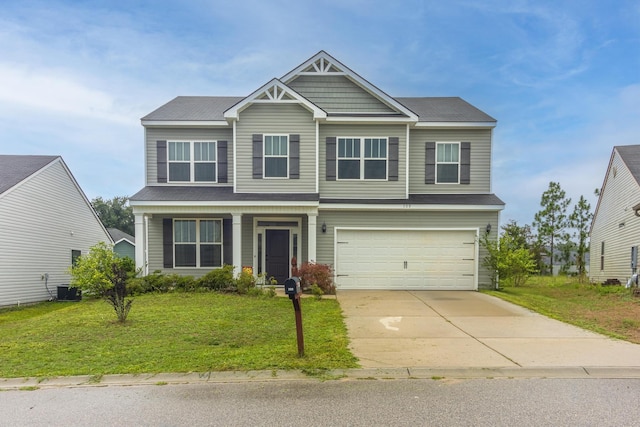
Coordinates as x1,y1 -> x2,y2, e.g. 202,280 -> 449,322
2,378 -> 640,426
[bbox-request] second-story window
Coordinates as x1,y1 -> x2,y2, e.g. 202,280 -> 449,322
168,141 -> 217,183
264,135 -> 288,178
436,143 -> 459,184
338,137 -> 387,180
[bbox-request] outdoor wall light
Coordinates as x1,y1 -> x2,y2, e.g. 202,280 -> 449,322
485,223 -> 492,234
322,222 -> 327,233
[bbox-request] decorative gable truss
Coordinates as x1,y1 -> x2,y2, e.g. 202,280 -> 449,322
282,50 -> 418,121
223,78 -> 326,121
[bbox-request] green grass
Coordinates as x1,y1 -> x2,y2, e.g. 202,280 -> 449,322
0,293 -> 358,378
484,276 -> 640,343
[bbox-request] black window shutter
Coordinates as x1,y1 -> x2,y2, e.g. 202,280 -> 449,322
252,134 -> 263,179
425,142 -> 436,184
223,218 -> 232,266
289,134 -> 300,179
460,142 -> 471,185
157,141 -> 167,183
388,137 -> 399,181
326,137 -> 336,181
218,141 -> 228,183
162,218 -> 173,268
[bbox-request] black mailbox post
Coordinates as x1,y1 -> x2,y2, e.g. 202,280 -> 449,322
284,277 -> 304,357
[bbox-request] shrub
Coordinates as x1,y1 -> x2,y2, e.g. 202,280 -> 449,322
297,262 -> 335,294
69,242 -> 138,322
235,269 -> 257,294
197,265 -> 235,291
310,283 -> 324,300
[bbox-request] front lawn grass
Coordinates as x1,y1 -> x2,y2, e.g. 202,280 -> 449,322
0,293 -> 358,378
484,276 -> 640,344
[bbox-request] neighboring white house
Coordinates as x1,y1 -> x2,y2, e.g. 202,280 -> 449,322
0,155 -> 113,307
590,145 -> 640,284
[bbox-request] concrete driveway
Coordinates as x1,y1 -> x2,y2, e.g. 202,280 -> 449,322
338,290 -> 640,369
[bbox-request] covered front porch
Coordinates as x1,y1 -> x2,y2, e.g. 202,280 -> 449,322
132,202 -> 319,283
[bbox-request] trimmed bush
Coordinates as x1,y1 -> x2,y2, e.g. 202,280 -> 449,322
197,265 -> 235,291
297,262 -> 335,295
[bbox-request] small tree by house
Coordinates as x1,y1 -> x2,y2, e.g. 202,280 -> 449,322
533,182 -> 571,275
481,224 -> 538,288
569,195 -> 593,280
70,242 -> 137,322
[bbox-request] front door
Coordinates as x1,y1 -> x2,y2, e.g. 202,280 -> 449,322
266,229 -> 290,284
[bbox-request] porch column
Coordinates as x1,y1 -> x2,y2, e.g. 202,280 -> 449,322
134,213 -> 145,274
307,213 -> 317,263
232,214 -> 242,276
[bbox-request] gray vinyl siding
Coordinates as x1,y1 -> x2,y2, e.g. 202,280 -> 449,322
0,161 -> 111,307
147,214 -> 247,277
145,127 -> 234,185
590,151 -> 640,284
319,124 -> 406,199
114,241 -> 135,260
235,104 -> 316,193
409,129 -> 492,194
316,209 -> 498,290
288,75 -> 396,113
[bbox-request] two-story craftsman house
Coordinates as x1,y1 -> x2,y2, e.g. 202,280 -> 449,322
130,51 -> 504,290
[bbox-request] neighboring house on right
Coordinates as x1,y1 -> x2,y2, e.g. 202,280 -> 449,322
590,145 -> 640,284
107,228 -> 136,260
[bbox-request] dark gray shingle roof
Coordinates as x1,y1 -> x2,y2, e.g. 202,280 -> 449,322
322,193 -> 504,206
396,97 -> 496,123
130,186 -> 320,202
617,145 -> 640,186
130,186 -> 503,206
107,228 -> 135,244
141,96 -> 243,121
0,155 -> 59,195
141,96 -> 495,123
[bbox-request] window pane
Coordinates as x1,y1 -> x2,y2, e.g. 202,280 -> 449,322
279,136 -> 288,155
265,136 -> 273,155
338,159 -> 360,179
175,244 -> 196,267
200,220 -> 214,243
364,159 -> 386,179
200,245 -> 222,267
169,163 -> 190,181
194,163 -> 216,181
265,157 -> 287,177
437,164 -> 459,183
174,220 -> 196,243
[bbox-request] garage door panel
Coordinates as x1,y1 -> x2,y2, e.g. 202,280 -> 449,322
336,229 -> 477,291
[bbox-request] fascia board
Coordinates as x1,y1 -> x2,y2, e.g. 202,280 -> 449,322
413,122 -> 497,129
319,203 -> 505,211
322,116 -> 416,124
141,120 -> 230,128
129,200 -> 320,208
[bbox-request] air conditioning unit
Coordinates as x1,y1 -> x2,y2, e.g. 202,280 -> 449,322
57,285 -> 82,301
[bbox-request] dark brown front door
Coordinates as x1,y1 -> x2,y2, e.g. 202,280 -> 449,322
266,229 -> 290,284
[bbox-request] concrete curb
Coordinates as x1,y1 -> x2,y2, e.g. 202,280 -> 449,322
3,366 -> 640,390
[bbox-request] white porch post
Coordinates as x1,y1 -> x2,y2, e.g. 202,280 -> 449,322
308,213 -> 317,263
232,214 -> 242,275
134,213 -> 145,274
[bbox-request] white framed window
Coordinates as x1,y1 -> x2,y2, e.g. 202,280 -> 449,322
168,141 -> 217,183
173,219 -> 222,268
436,143 -> 460,184
264,135 -> 288,178
337,137 -> 387,180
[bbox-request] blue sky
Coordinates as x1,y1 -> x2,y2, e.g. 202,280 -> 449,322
1,0 -> 638,227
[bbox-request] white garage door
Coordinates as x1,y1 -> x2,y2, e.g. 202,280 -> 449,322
335,229 -> 477,290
